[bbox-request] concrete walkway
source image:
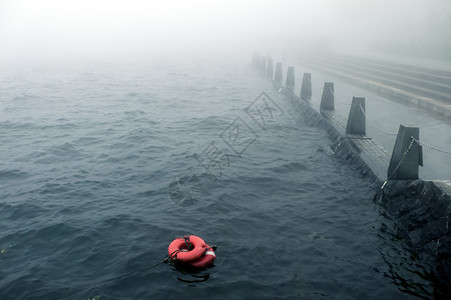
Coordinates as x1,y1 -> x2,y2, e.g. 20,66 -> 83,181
284,56 -> 451,180
302,54 -> 451,119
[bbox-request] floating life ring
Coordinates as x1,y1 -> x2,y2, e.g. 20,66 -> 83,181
185,244 -> 216,268
168,235 -> 216,268
168,235 -> 207,263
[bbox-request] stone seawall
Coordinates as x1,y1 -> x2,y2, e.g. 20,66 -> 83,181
280,86 -> 451,292
374,180 -> 451,293
281,87 -> 381,182
301,55 -> 451,120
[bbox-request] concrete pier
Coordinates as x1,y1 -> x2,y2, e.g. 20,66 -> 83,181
286,66 -> 295,90
320,82 -> 334,111
374,179 -> 451,293
276,79 -> 450,290
256,52 -> 451,290
275,62 -> 283,86
302,54 -> 451,120
387,125 -> 423,180
346,97 -> 366,135
281,86 -> 389,181
300,73 -> 312,101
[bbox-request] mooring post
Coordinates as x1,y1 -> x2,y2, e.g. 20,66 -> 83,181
300,73 -> 312,101
275,62 -> 283,85
320,82 -> 334,111
346,97 -> 366,135
267,58 -> 274,78
286,66 -> 295,90
261,56 -> 267,75
252,52 -> 261,71
387,125 -> 423,180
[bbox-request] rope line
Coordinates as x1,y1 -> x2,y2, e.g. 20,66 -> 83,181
98,256 -> 169,285
328,87 -> 351,105
381,137 -> 416,189
359,104 -> 398,136
411,137 -> 451,155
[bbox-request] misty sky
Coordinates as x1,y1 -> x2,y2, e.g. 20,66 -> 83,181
1,0 -> 450,61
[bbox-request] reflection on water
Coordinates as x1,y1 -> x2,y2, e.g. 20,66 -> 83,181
377,219 -> 445,298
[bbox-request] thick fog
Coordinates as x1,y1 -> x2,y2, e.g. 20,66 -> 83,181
1,0 -> 450,62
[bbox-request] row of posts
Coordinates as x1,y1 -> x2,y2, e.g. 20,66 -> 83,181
252,52 -> 423,180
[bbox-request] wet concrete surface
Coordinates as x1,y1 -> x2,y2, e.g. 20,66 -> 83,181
293,63 -> 451,180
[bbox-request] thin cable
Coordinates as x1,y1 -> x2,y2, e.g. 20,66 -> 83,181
388,138 -> 415,180
100,256 -> 170,285
411,137 -> 451,155
328,87 -> 351,105
359,104 -> 398,136
381,137 -> 415,189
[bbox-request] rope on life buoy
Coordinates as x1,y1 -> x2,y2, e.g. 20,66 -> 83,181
167,235 -> 217,268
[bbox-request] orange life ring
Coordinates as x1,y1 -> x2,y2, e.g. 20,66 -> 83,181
168,235 -> 207,263
185,244 -> 216,268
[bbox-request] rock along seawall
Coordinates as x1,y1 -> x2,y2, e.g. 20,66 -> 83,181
280,87 -> 379,181
277,84 -> 451,295
374,180 -> 451,295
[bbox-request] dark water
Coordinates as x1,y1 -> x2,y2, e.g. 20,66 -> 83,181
0,58 -> 438,299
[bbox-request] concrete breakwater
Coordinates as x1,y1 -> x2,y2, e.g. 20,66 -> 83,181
301,53 -> 451,120
252,53 -> 451,293
374,180 -> 451,294
280,87 -> 380,181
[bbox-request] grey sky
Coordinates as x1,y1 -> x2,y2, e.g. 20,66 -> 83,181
1,0 -> 450,61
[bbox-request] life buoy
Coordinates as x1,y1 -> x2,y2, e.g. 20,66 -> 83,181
168,235 -> 207,263
185,244 -> 216,268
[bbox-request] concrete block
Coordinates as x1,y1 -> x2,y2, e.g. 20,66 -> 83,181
300,73 -> 312,100
387,125 -> 422,180
346,97 -> 366,135
320,82 -> 334,111
286,66 -> 295,90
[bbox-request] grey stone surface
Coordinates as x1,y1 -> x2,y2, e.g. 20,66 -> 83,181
302,57 -> 451,120
301,73 -> 312,101
286,66 -> 295,90
320,82 -> 334,111
346,97 -> 366,135
387,125 -> 422,180
282,87 -> 378,181
374,180 -> 451,291
281,85 -> 451,292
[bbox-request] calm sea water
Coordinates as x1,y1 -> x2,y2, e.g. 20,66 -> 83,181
0,57 -> 440,299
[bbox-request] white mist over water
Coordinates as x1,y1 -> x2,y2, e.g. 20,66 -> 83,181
1,0 -> 450,62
